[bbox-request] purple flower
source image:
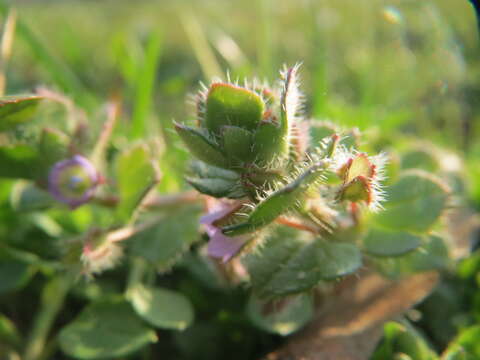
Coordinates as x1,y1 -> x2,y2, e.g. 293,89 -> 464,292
48,155 -> 99,209
200,202 -> 249,263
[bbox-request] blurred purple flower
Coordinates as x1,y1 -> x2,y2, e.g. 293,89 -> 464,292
200,203 -> 249,263
48,155 -> 99,209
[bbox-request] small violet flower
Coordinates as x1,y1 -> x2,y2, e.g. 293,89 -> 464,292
200,201 -> 250,263
48,155 -> 99,209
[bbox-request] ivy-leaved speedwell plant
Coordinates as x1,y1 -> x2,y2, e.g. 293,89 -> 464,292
0,64 -> 453,359
175,64 -> 451,299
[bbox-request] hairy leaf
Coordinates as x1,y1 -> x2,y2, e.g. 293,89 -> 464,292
221,125 -> 254,162
363,228 -> 422,257
187,161 -> 244,198
247,293 -> 314,336
243,228 -> 362,299
129,207 -> 200,271
223,163 -> 325,236
376,170 -> 450,233
175,123 -> 228,168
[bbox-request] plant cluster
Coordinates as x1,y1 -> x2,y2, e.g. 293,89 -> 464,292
0,66 -> 463,359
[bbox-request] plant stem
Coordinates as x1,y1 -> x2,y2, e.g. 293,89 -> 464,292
142,190 -> 203,209
23,273 -> 72,360
126,257 -> 148,296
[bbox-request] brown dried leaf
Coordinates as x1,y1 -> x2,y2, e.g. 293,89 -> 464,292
262,270 -> 439,360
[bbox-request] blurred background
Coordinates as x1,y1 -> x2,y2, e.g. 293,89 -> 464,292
6,1 -> 478,138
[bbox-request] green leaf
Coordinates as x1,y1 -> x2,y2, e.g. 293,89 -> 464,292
131,31 -> 162,139
174,123 -> 228,168
205,83 -> 264,134
401,149 -> 439,172
0,313 -> 21,348
0,144 -> 40,179
173,323 -> 223,359
128,285 -> 194,331
372,322 -> 437,360
0,95 -> 43,131
376,170 -> 450,233
363,228 -> 422,257
190,160 -> 238,180
186,177 -> 241,198
443,344 -> 476,360
223,163 -> 325,236
309,121 -> 337,144
372,235 -> 449,278
442,326 -> 480,359
38,128 -> 70,168
391,323 -> 437,360
58,297 -> 157,359
243,227 -> 362,299
221,125 -> 254,162
36,128 -> 69,178
0,128 -> 69,180
187,161 -> 244,198
10,181 -> 54,211
179,253 -> 225,290
129,207 -> 200,271
252,121 -> 287,166
0,247 -> 37,294
115,144 -> 160,221
247,293 -> 314,335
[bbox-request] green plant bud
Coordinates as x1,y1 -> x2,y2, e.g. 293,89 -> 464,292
205,83 -> 264,135
48,155 -> 99,209
339,175 -> 371,203
174,122 -> 228,168
221,125 -> 254,163
338,153 -> 375,184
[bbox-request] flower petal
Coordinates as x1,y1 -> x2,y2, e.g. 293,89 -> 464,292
207,228 -> 249,263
